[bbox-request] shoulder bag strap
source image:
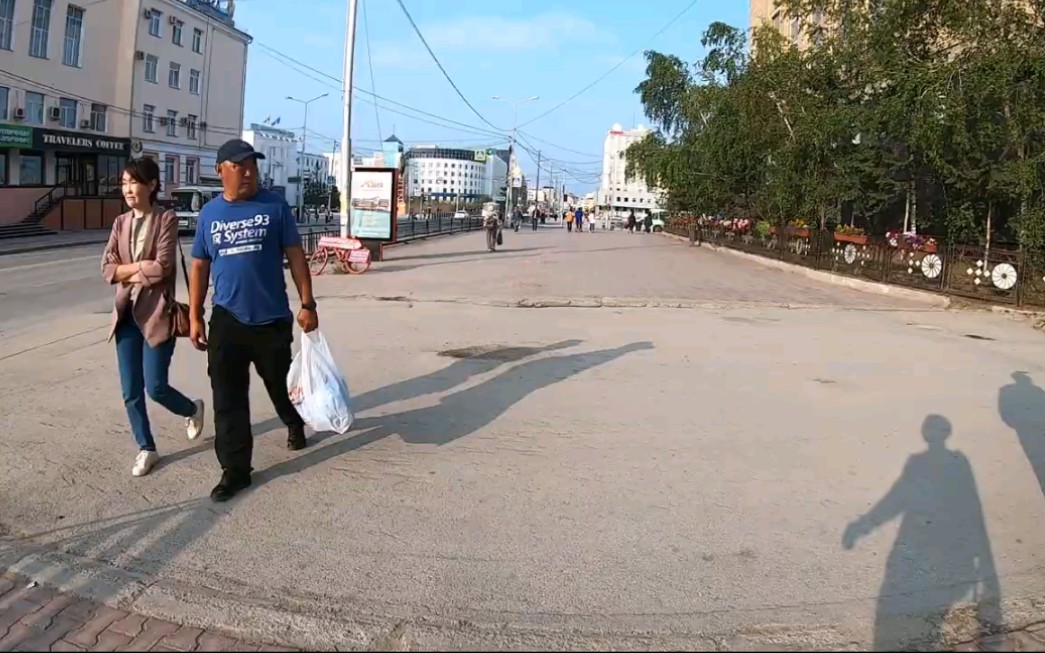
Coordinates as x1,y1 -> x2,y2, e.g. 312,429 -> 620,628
176,236 -> 190,292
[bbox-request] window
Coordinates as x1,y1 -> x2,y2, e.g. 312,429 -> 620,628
144,54 -> 158,82
89,103 -> 106,131
191,27 -> 202,53
164,155 -> 177,188
62,5 -> 83,67
0,0 -> 14,51
0,86 -> 7,120
20,153 -> 43,184
168,62 -> 180,88
148,9 -> 161,37
143,104 -> 155,132
29,0 -> 52,58
186,114 -> 197,139
166,109 -> 177,137
171,19 -> 182,45
58,97 -> 76,128
189,69 -> 200,95
185,157 -> 198,184
25,92 -> 44,125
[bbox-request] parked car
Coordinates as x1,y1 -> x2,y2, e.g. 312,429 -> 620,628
453,210 -> 470,219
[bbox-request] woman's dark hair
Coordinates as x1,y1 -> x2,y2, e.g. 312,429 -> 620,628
122,157 -> 161,204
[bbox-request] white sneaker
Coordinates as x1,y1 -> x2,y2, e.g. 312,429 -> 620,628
186,399 -> 205,440
132,450 -> 160,477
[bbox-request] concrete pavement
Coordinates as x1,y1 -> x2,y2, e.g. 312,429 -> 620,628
3,227 -> 1045,650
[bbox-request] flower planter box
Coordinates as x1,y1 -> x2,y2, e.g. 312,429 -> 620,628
834,232 -> 869,245
769,226 -> 810,238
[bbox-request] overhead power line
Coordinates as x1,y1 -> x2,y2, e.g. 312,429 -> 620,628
516,0 -> 700,129
360,0 -> 383,139
252,42 -> 505,140
392,0 -> 504,132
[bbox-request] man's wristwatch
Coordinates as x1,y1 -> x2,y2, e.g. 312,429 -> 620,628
301,300 -> 317,311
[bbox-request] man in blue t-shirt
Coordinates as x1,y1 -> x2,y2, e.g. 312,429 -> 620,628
189,138 -> 319,502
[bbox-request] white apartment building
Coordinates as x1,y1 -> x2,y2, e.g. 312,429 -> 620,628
131,0 -> 250,196
242,121 -> 295,196
599,123 -> 662,215
405,145 -> 506,204
0,0 -> 248,207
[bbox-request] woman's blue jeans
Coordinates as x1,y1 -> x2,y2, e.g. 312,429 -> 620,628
115,319 -> 195,451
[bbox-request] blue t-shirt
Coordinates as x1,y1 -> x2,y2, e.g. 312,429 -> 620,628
191,189 -> 302,326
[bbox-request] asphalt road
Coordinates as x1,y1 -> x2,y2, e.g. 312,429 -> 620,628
3,228 -> 1045,651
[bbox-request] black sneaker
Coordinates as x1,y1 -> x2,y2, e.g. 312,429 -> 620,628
210,469 -> 251,503
287,424 -> 307,451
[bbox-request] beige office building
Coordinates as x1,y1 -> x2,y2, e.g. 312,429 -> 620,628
0,0 -> 249,232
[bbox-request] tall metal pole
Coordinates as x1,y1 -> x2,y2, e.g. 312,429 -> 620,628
339,0 -> 360,238
298,103 -> 308,221
492,95 -> 538,221
327,141 -> 338,214
287,92 -> 328,222
534,149 -> 541,208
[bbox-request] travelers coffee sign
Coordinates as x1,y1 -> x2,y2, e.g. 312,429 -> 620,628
32,128 -> 131,155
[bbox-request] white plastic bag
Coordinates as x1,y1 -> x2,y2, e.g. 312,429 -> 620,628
287,331 -> 354,434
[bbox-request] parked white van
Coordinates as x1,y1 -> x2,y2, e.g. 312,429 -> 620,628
170,185 -> 224,234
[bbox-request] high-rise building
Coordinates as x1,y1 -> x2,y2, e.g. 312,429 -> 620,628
599,123 -> 661,215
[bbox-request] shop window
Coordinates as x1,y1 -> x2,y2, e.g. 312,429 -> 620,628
20,152 -> 44,185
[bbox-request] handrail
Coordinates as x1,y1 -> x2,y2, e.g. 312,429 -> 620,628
32,185 -> 76,215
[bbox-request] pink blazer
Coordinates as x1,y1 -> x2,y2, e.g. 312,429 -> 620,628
101,209 -> 181,348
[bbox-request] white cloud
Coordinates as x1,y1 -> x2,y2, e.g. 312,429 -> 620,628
368,13 -> 617,71
422,12 -> 616,51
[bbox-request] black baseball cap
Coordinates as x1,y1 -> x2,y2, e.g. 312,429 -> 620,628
217,138 -> 266,165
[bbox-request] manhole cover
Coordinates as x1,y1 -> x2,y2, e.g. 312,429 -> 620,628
438,345 -> 540,362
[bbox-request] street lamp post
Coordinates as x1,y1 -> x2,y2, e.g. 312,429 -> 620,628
326,141 -> 338,214
287,92 -> 328,222
491,95 -> 538,218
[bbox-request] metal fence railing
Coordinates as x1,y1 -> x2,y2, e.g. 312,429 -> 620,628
668,218 -> 1045,309
300,216 -> 485,256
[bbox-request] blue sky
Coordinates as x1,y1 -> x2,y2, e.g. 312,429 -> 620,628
233,0 -> 749,192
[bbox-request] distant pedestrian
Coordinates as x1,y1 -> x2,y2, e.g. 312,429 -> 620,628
189,138 -> 318,503
102,157 -> 205,477
627,209 -> 637,234
566,209 -> 574,232
574,207 -> 584,233
644,212 -> 653,234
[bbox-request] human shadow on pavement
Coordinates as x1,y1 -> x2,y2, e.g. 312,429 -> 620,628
386,246 -> 546,263
251,339 -> 583,436
841,415 -> 1003,651
375,251 -> 540,274
998,371 -> 1045,501
250,341 -> 653,488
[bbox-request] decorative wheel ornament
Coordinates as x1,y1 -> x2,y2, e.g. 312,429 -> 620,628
992,263 -> 1017,290
921,254 -> 943,279
843,243 -> 857,265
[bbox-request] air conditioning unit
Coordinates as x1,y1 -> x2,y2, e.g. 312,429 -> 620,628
80,119 -> 91,129
13,107 -> 25,120
199,121 -> 208,130
48,106 -> 61,121
135,50 -> 145,60
169,15 -> 178,24
142,8 -> 152,19
179,117 -> 189,127
158,117 -> 169,126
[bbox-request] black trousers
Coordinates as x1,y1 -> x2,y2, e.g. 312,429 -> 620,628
208,305 -> 304,473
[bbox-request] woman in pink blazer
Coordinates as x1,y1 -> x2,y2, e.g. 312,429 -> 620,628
101,158 -> 205,477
